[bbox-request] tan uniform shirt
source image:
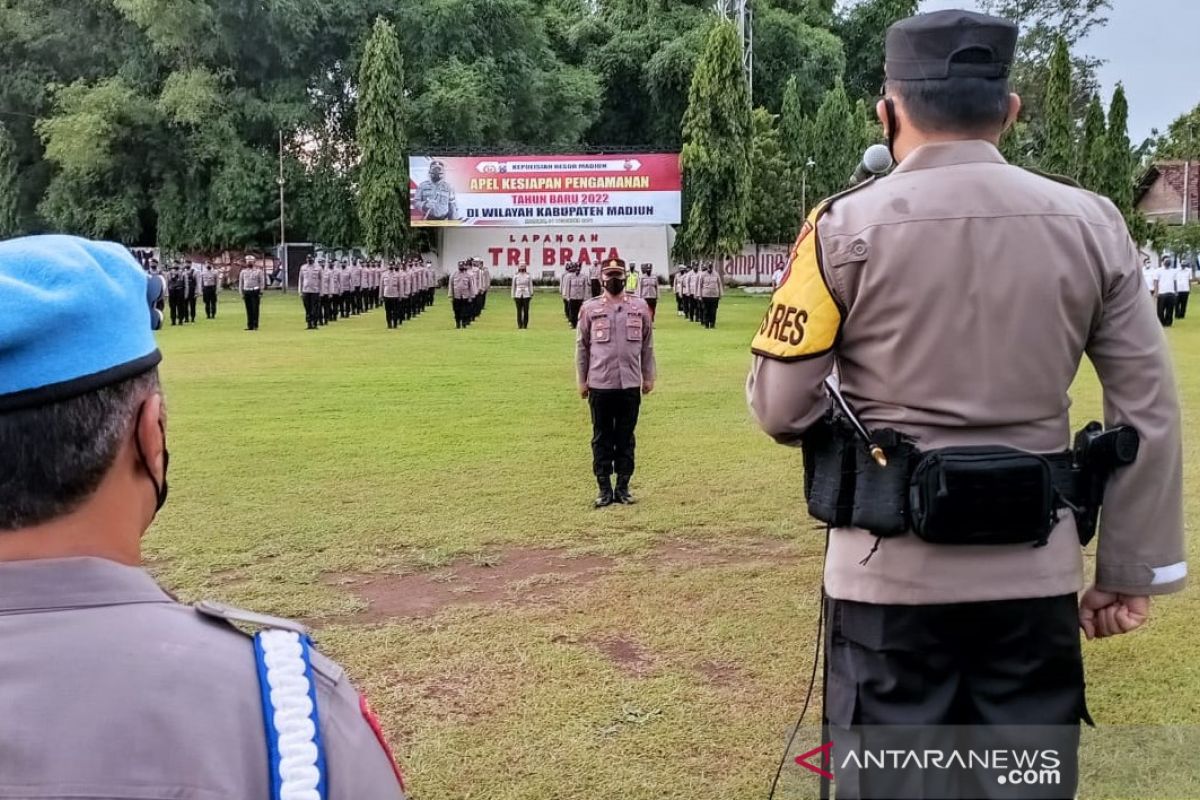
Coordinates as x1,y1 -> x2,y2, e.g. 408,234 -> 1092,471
239,266 -> 265,292
0,557 -> 405,800
512,272 -> 534,298
382,270 -> 400,298
560,272 -> 571,298
299,264 -> 321,294
576,293 -> 656,390
321,267 -> 336,295
673,271 -> 686,295
480,267 -> 491,292
747,140 -> 1185,604
699,271 -> 723,298
566,272 -> 588,301
200,268 -> 218,288
339,268 -> 352,292
639,275 -> 659,299
449,270 -> 474,299
400,269 -> 412,297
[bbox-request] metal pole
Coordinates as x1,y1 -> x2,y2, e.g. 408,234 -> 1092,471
801,170 -> 807,220
277,130 -> 287,293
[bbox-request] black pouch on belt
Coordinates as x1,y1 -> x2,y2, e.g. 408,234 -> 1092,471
908,447 -> 1057,546
850,429 -> 918,537
802,415 -> 856,528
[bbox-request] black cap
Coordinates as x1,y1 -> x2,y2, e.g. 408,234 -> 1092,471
885,10 -> 1017,81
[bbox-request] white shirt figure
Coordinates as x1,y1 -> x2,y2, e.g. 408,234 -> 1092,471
1176,266 -> 1192,294
772,267 -> 785,288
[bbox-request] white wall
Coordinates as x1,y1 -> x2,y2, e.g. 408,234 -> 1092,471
438,225 -> 674,279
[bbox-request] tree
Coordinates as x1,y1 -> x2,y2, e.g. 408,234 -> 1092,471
807,83 -> 860,206
747,107 -> 795,244
1155,103 -> 1200,160
1101,83 -> 1134,213
1077,94 -> 1106,191
356,18 -> 408,258
834,0 -> 918,102
0,124 -> 20,238
676,21 -> 752,261
1039,36 -> 1074,176
752,6 -> 845,115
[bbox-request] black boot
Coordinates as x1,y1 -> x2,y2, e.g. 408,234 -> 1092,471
594,475 -> 615,508
615,475 -> 635,505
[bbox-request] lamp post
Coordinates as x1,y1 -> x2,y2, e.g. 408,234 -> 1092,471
801,157 -> 816,219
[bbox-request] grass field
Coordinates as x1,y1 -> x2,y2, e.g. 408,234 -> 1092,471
148,288 -> 1199,799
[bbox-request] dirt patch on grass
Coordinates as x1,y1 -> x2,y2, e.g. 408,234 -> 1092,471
696,659 -> 743,687
325,548 -> 615,622
588,635 -> 657,677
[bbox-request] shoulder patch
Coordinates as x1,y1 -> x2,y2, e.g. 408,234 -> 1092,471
194,599 -> 308,635
1022,166 -> 1082,188
750,202 -> 843,361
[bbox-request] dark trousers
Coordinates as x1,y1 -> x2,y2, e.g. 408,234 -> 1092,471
1177,291 -> 1189,319
645,297 -> 657,319
825,594 -> 1085,800
702,297 -> 719,328
302,293 -> 319,328
674,292 -> 682,314
563,297 -> 570,321
187,294 -> 197,321
1158,292 -> 1176,327
242,290 -> 261,330
384,297 -> 397,327
514,296 -> 531,329
482,289 -> 488,309
168,291 -> 185,325
568,299 -> 583,328
588,387 -> 641,479
321,295 -> 333,323
202,286 -> 217,318
452,297 -> 470,327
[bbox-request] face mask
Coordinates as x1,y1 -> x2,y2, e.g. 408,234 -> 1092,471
133,403 -> 169,516
605,277 -> 624,295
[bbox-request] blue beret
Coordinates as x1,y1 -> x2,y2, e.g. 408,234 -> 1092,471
0,235 -> 161,412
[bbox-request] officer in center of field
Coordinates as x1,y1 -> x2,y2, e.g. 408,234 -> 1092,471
299,254 -> 321,330
0,235 -> 407,800
577,259 -> 656,508
199,262 -> 219,319
512,262 -> 534,329
238,254 -> 265,331
449,260 -> 474,328
747,11 -> 1183,799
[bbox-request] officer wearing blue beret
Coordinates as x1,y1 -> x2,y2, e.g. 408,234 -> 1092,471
0,236 -> 407,799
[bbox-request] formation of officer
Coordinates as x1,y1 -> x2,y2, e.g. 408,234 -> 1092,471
0,234 -> 407,799
304,255 -> 432,330
512,262 -> 534,329
562,262 -> 589,328
747,11 -> 1182,798
671,262 -> 723,327
576,258 -> 656,508
1149,255 -> 1194,327
238,254 -> 266,331
166,262 -> 196,326
635,262 -> 659,319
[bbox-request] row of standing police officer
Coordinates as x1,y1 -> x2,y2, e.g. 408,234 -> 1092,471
447,258 -> 491,329
297,254 -> 434,330
672,263 -> 724,328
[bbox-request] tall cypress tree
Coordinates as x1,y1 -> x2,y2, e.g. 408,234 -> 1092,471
677,21 -> 752,261
1077,94 -> 1107,192
807,83 -> 859,204
1102,83 -> 1134,214
0,124 -> 20,238
356,18 -> 408,257
1040,36 -> 1074,177
780,75 -> 812,224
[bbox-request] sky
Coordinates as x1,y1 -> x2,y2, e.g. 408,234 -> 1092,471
917,0 -> 1199,143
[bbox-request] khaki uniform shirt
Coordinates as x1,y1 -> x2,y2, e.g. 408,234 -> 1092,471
321,267 -> 336,295
638,275 -> 659,299
239,266 -> 265,292
0,557 -> 405,800
512,272 -> 534,298
449,271 -> 474,299
350,264 -> 363,289
560,273 -> 571,298
566,272 -> 588,301
480,267 -> 491,293
299,264 -> 321,294
467,267 -> 481,296
400,270 -> 412,297
699,271 -> 723,298
673,272 -> 686,295
576,293 -> 656,390
339,268 -> 352,292
747,140 -> 1185,604
382,270 -> 401,298
200,269 -> 218,288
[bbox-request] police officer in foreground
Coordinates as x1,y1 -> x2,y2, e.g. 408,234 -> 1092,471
577,259 -> 656,507
0,235 -> 406,799
748,11 -> 1183,799
238,254 -> 265,331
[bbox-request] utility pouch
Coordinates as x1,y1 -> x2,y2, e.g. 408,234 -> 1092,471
909,447 -> 1056,546
850,429 -> 917,537
802,416 -> 855,528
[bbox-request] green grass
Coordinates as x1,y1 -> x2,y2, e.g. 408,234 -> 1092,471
148,289 -> 1198,799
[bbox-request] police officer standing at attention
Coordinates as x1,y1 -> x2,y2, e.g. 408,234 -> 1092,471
512,262 -> 534,329
382,260 -> 401,328
698,261 -> 723,328
566,261 -> 588,329
449,260 -> 474,328
238,254 -> 265,331
577,259 -> 656,508
166,263 -> 186,326
748,12 -> 1183,799
638,262 -> 659,319
184,262 -> 199,323
320,255 -> 337,325
299,253 -> 322,330
199,261 -> 219,319
561,262 -> 573,324
0,235 -> 407,799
